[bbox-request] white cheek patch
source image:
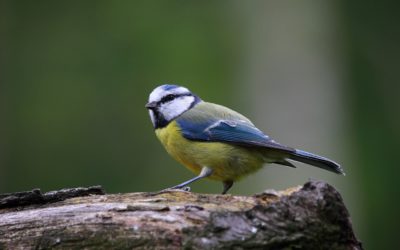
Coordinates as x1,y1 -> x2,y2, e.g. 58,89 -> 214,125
149,110 -> 156,126
159,96 -> 195,121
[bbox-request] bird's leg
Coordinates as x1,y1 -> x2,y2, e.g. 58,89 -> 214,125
221,180 -> 233,194
168,167 -> 213,191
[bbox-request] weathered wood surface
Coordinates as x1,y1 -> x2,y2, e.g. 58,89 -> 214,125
0,181 -> 362,249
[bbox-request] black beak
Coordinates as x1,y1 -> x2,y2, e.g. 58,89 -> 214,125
145,102 -> 157,109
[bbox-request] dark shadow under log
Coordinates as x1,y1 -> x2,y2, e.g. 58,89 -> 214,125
0,180 -> 362,249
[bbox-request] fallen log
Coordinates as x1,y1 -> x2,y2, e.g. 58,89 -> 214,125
0,180 -> 362,249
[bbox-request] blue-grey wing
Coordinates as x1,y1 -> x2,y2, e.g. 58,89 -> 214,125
175,102 -> 294,153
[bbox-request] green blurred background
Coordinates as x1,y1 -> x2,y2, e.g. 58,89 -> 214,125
1,1 -> 399,249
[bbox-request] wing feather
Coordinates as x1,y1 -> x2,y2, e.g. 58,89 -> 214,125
176,102 -> 294,153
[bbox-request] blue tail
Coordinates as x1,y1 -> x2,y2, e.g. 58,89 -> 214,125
289,149 -> 345,175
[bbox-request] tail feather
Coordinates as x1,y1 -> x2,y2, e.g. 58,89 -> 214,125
289,149 -> 345,175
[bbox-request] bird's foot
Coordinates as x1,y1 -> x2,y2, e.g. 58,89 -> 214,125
162,185 -> 191,193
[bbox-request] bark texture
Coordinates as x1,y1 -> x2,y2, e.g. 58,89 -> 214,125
0,181 -> 362,250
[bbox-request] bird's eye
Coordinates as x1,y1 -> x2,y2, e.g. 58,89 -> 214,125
162,94 -> 175,102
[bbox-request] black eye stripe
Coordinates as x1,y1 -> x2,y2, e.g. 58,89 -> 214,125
159,93 -> 191,104
161,94 -> 175,103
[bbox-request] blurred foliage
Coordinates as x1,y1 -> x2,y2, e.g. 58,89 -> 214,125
343,1 -> 400,249
1,1 -> 240,193
1,1 -> 399,249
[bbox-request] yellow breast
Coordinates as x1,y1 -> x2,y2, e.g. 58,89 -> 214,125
155,121 -> 265,181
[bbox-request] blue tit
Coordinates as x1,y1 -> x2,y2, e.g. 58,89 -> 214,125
145,84 -> 344,194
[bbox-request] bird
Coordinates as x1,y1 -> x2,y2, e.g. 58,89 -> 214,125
145,84 -> 344,194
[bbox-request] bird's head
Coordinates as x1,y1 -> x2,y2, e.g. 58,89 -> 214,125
146,84 -> 201,128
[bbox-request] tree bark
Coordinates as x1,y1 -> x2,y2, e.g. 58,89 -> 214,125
0,181 -> 362,250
